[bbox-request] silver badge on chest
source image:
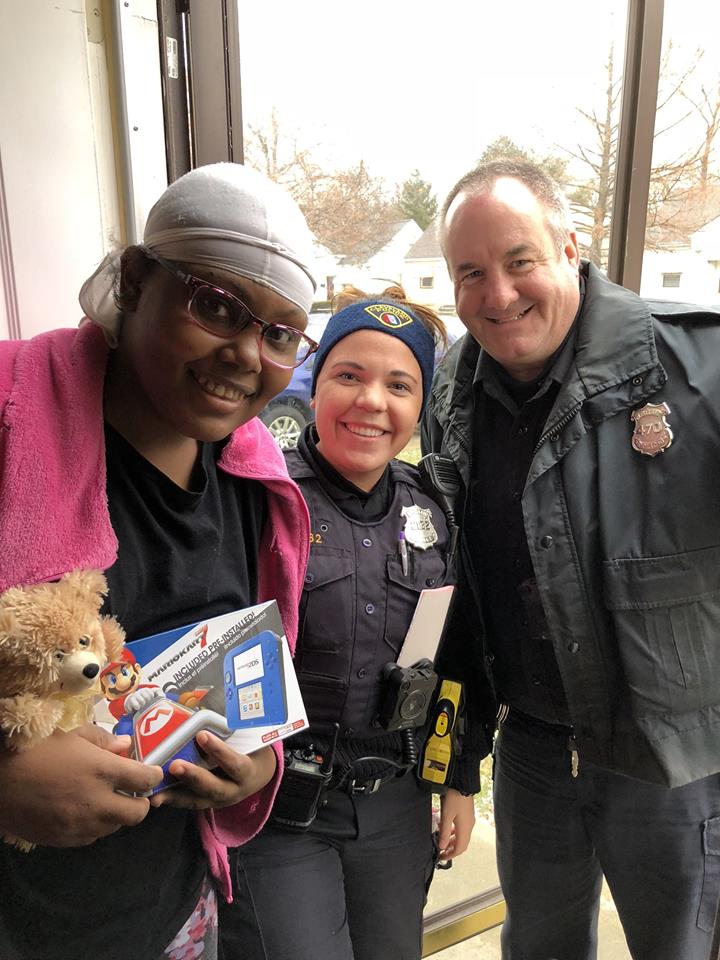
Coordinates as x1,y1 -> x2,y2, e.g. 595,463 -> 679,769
630,402 -> 673,457
401,505 -> 438,550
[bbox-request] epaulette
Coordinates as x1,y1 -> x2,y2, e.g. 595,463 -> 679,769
647,300 -> 720,326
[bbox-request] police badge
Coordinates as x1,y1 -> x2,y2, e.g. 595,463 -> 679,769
630,402 -> 673,457
401,505 -> 438,550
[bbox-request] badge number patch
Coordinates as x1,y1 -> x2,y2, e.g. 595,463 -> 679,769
631,402 -> 673,457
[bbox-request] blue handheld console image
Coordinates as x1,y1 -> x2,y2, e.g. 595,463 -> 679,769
224,630 -> 288,729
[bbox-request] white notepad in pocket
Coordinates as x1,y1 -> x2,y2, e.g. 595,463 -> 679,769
396,585 -> 455,668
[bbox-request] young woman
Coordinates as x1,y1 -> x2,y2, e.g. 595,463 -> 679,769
220,289 -> 476,960
0,163 -> 318,960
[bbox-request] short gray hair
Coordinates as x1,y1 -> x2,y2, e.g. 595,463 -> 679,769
440,159 -> 573,256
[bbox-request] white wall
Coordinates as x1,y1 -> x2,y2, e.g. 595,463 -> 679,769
402,256 -> 455,310
640,249 -> 720,305
0,2 -> 115,337
365,221 -> 422,284
0,0 -> 166,340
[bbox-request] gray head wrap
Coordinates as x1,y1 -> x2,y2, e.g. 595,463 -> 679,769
79,163 -> 317,342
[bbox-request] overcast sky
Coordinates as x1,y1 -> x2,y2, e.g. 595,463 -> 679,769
237,0 -> 719,200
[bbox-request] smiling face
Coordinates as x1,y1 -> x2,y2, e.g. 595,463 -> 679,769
312,329 -> 423,491
100,661 -> 142,701
444,177 -> 581,381
106,255 -> 308,447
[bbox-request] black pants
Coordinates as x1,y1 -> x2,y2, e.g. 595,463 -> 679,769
218,775 -> 435,960
495,709 -> 720,960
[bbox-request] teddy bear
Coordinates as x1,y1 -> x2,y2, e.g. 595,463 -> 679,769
0,569 -> 126,849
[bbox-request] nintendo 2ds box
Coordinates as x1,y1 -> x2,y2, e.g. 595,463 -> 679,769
93,600 -> 308,792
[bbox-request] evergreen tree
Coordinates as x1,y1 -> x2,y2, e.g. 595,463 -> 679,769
396,170 -> 438,230
478,136 -> 570,188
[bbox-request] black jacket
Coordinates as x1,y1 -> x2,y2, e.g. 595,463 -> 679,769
423,262 -> 720,789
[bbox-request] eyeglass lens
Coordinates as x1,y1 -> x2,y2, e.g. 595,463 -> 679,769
190,286 -> 312,367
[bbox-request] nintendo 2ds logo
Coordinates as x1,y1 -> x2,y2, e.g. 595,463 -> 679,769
229,643 -> 265,685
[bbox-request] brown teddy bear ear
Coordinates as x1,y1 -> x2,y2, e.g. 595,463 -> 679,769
100,616 -> 126,660
60,570 -> 109,606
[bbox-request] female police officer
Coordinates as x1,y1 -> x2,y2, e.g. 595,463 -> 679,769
220,288 -> 475,960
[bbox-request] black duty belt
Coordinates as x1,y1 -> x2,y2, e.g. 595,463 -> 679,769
346,768 -> 405,795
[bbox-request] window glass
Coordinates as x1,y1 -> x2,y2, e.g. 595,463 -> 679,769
237,1 -> 634,953
640,2 -> 720,304
238,0 -> 629,308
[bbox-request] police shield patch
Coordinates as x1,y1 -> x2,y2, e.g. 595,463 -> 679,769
364,303 -> 414,329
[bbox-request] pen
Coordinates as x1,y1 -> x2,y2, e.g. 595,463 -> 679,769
398,531 -> 408,576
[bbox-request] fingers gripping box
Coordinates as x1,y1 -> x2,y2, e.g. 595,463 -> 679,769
94,600 -> 307,793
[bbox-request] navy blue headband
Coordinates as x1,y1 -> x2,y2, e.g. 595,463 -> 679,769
310,299 -> 436,416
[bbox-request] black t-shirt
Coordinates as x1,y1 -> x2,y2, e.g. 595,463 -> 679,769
0,425 -> 267,960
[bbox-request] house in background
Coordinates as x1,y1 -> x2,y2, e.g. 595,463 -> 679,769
402,218 -> 454,311
641,216 -> 720,304
334,219 -> 422,294
640,185 -> 720,305
312,238 -> 341,306
400,190 -> 720,315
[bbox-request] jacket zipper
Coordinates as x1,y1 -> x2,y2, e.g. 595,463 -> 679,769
532,402 -> 582,457
568,731 -> 580,778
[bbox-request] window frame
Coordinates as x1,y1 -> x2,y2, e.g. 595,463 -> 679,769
607,0 -> 665,292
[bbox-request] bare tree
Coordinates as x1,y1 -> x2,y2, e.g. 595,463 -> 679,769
680,75 -> 720,188
564,45 -> 621,266
297,161 -> 398,262
244,114 -> 397,260
244,108 -> 315,189
567,43 -> 720,266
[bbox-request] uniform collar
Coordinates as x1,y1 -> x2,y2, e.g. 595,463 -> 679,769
297,424 -> 392,521
460,262 -> 664,407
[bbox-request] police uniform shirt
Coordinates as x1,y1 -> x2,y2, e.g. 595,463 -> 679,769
300,423 -> 392,523
287,425 -> 438,784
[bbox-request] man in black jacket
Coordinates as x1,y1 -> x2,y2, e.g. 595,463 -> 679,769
423,159 -> 720,960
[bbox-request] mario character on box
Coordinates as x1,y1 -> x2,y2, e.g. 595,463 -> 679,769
100,650 -> 232,795
99,648 -> 145,720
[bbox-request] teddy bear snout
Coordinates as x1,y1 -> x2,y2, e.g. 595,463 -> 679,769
57,650 -> 104,694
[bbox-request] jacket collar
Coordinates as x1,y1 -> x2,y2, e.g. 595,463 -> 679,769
430,263 -> 667,465
463,263 -> 664,404
565,262 -> 664,405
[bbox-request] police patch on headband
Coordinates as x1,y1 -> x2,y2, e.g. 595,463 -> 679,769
364,303 -> 414,328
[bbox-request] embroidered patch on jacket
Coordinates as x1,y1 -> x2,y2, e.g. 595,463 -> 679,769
364,303 -> 414,328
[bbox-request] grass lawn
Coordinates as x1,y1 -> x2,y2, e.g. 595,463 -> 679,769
398,429 -> 422,465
